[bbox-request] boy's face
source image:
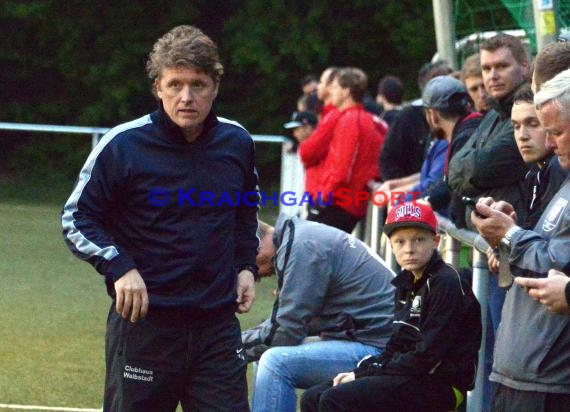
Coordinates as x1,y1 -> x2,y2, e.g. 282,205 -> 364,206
390,227 -> 439,277
511,100 -> 550,164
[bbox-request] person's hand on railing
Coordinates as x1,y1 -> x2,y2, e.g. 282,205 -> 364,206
367,179 -> 382,192
415,197 -> 431,207
486,246 -> 500,274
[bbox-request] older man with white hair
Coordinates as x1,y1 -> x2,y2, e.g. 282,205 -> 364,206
471,68 -> 570,411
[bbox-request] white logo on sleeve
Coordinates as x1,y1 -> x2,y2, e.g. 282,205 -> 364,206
543,198 -> 568,232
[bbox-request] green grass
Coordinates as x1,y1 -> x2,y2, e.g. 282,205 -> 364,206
0,202 -> 278,410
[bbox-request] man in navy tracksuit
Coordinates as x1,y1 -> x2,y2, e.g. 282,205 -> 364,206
301,203 -> 482,412
62,25 -> 259,412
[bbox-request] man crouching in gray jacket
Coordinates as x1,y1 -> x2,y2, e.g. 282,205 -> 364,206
243,214 -> 395,412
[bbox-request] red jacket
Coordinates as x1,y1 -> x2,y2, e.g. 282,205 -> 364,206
299,105 -> 342,201
321,104 -> 384,217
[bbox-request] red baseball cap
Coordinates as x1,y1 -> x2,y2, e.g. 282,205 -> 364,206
383,202 -> 438,237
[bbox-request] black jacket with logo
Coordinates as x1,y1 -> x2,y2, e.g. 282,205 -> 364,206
354,252 -> 482,391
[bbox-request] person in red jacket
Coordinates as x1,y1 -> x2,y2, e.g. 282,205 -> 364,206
298,67 -> 342,215
305,67 -> 385,233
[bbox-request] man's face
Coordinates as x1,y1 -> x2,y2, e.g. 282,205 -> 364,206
255,233 -> 276,278
511,101 -> 550,164
155,66 -> 219,142
329,79 -> 349,109
389,227 -> 439,277
424,108 -> 446,139
481,47 -> 527,101
303,80 -> 318,96
317,69 -> 333,101
464,75 -> 489,112
538,101 -> 570,170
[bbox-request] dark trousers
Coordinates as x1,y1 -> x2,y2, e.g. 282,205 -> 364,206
307,204 -> 360,234
492,384 -> 570,412
300,375 -> 458,412
104,304 -> 249,412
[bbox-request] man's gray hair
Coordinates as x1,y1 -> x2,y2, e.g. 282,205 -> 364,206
534,68 -> 570,120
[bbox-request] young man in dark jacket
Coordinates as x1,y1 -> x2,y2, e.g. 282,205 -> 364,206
301,203 -> 482,412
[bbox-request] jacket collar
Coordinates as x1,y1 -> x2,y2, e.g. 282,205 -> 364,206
487,82 -> 526,120
151,101 -> 218,144
391,251 -> 443,292
451,111 -> 482,138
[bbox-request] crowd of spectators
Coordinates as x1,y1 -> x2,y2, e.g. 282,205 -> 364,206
267,32 -> 570,412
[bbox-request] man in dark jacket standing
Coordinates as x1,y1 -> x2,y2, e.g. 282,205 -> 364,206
447,33 -> 529,410
62,25 -> 259,412
301,203 -> 482,412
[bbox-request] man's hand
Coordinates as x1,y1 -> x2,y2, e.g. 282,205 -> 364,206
236,269 -> 256,314
333,372 -> 355,386
514,270 -> 570,314
486,246 -> 500,274
471,203 -> 517,247
115,268 -> 149,323
415,197 -> 431,207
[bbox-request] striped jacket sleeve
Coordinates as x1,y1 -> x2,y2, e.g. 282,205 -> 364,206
61,119 -> 147,280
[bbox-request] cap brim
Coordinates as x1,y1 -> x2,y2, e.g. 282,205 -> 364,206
383,221 -> 437,237
283,121 -> 303,129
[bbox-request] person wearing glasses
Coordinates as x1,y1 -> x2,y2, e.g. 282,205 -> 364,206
62,25 -> 259,411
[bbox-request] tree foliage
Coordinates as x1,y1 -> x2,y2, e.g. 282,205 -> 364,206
0,0 -> 436,191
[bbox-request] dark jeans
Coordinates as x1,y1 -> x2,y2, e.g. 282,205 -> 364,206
492,384 -> 570,412
300,375 -> 458,412
307,204 -> 360,234
104,304 -> 249,412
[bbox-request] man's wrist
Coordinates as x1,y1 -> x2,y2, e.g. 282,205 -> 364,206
564,282 -> 570,306
500,225 -> 523,249
238,265 -> 259,281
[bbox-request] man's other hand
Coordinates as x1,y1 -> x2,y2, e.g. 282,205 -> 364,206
115,268 -> 149,323
236,269 -> 256,313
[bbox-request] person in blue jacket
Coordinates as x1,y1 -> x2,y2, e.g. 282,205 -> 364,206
61,25 -> 259,412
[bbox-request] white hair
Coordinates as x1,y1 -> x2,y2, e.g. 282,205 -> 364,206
534,68 -> 570,120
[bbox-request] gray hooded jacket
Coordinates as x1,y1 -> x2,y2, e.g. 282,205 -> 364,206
243,214 -> 395,354
491,176 -> 570,393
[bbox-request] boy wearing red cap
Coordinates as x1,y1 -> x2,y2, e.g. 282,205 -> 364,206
301,203 -> 482,412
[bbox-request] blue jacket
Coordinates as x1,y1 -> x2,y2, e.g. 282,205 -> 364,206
403,138 -> 448,209
62,104 -> 259,310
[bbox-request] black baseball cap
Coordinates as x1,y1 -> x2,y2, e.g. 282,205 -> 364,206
283,111 -> 318,129
422,75 -> 469,111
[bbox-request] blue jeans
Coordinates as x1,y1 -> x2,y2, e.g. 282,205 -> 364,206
251,340 -> 381,412
483,273 -> 506,412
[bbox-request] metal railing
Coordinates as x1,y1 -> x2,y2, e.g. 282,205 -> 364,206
0,121 -> 301,216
